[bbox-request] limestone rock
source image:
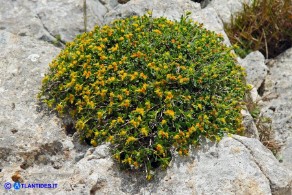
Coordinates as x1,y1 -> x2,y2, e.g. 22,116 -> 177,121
260,47 -> 292,170
2,135 -> 292,194
241,109 -> 259,139
0,30 -> 65,171
207,0 -> 253,23
0,0 -> 114,43
249,84 -> 261,103
238,51 -> 268,90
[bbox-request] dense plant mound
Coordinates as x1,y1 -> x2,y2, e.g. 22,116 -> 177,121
224,0 -> 292,58
39,13 -> 246,179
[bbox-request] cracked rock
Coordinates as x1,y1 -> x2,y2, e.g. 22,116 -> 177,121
260,47 -> 292,171
207,0 -> 253,23
238,51 -> 268,90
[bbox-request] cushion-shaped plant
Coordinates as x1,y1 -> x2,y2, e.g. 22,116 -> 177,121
39,12 -> 247,179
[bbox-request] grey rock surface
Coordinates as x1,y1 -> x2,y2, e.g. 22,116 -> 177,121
0,0 -> 117,43
260,48 -> 292,171
207,0 -> 252,23
0,30 -> 61,166
239,51 -> 268,90
241,109 -> 259,139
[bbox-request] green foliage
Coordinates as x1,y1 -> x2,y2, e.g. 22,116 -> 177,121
39,13 -> 247,179
224,0 -> 292,58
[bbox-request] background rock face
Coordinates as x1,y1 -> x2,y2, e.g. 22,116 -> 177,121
0,0 -> 118,43
239,51 -> 268,90
260,48 -> 292,171
0,0 -> 292,194
206,0 -> 253,23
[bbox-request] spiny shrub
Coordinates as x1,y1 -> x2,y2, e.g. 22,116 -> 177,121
224,0 -> 292,58
38,13 -> 247,179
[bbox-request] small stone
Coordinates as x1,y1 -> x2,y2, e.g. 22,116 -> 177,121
11,171 -> 23,183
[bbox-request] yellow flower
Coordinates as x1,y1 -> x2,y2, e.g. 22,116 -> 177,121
220,118 -> 226,124
133,161 -> 139,169
76,120 -> 85,130
120,130 -> 127,136
126,136 -> 137,145
198,104 -> 203,110
120,72 -> 128,81
90,139 -> 97,147
100,55 -> 107,60
166,74 -> 177,81
136,83 -> 148,93
140,72 -> 148,80
110,119 -> 117,127
135,108 -> 145,116
165,91 -> 173,101
100,89 -> 107,98
156,144 -> 164,154
97,111 -> 103,120
56,104 -> 63,113
140,127 -> 148,136
75,84 -> 82,91
187,127 -> 196,135
158,130 -> 169,139
107,135 -> 114,143
125,33 -> 133,39
161,119 -> 167,125
123,89 -> 130,96
107,77 -> 115,83
153,29 -> 162,35
117,94 -> 123,101
87,101 -> 95,108
42,75 -> 49,84
130,119 -> 139,128
117,117 -> 124,123
131,51 -> 143,58
145,101 -> 151,110
119,37 -> 124,41
179,77 -> 189,84
155,88 -> 163,98
69,94 -> 75,104
121,99 -> 130,108
110,43 -> 119,52
164,110 -> 175,118
96,46 -> 102,51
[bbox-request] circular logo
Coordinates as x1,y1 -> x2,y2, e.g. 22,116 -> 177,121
4,182 -> 12,190
14,182 -> 21,190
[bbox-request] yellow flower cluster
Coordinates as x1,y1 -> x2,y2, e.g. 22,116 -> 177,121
39,13 -> 246,180
164,110 -> 175,119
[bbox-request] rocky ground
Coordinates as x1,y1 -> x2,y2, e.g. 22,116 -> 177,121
0,0 -> 291,194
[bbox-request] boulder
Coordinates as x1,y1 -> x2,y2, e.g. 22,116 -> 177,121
260,47 -> 292,170
206,0 -> 253,23
241,109 -> 259,139
238,51 -> 268,90
0,0 -> 116,43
